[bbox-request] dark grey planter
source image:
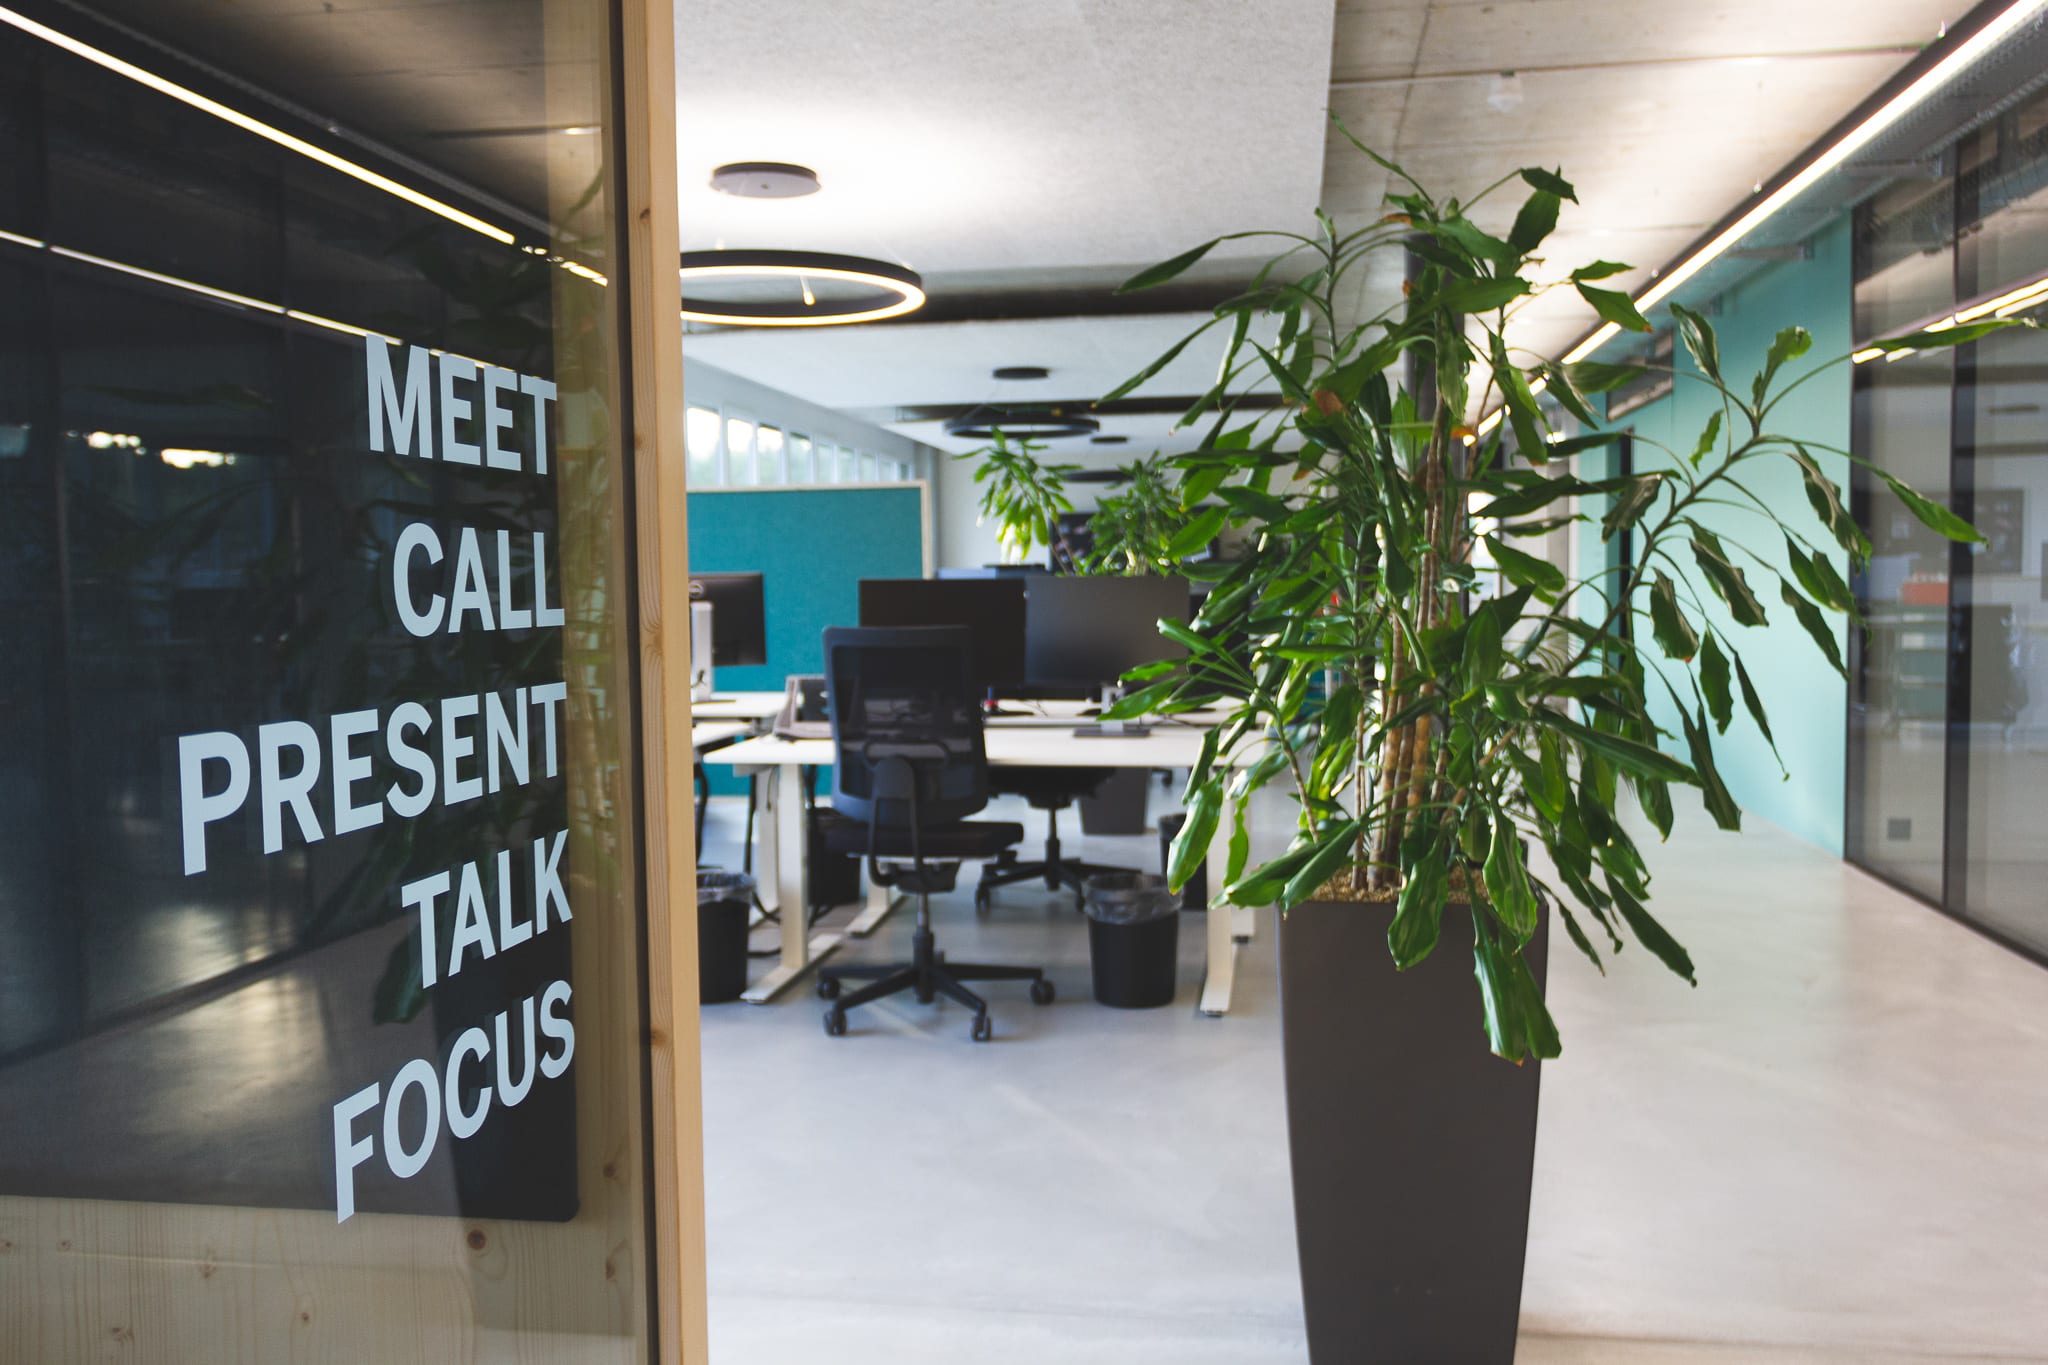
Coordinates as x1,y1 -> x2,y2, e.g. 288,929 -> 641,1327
1278,898 -> 1548,1364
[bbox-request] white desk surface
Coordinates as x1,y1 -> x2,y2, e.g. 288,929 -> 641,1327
692,690 -> 786,721
690,720 -> 752,749
706,721 -> 1249,772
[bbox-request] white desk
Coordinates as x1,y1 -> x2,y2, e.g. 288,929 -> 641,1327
690,720 -> 752,749
703,722 -> 1260,1013
692,690 -> 785,722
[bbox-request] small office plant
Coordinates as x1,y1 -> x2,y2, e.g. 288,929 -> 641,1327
1103,128 -> 2002,1363
956,429 -> 1077,564
1083,453 -> 1190,574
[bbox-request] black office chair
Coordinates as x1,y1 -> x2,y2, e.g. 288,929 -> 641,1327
974,769 -> 1134,911
814,626 -> 1055,1041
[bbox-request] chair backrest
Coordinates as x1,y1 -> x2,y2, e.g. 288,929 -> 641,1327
822,625 -> 991,829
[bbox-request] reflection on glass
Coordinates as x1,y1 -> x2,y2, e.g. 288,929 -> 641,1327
837,444 -> 859,483
788,432 -> 813,482
0,0 -> 656,1354
1957,290 -> 2048,952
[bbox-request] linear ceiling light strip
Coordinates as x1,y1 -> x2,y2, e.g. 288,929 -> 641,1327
1553,0 -> 2048,370
0,4 -> 517,246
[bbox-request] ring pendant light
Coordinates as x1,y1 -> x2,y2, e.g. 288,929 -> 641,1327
678,249 -> 925,326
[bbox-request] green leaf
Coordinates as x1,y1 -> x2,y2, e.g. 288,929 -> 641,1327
1568,359 -> 1648,394
1509,190 -> 1560,254
1483,817 -> 1539,943
1443,275 -> 1532,313
1388,851 -> 1447,969
1119,238 -> 1222,293
1877,471 -> 1985,544
1634,774 -> 1675,838
1569,260 -> 1631,281
1668,302 -> 1721,382
1690,534 -> 1768,627
1779,580 -> 1845,677
1520,167 -> 1578,202
1870,317 -> 2026,353
1699,632 -> 1733,732
1791,447 -> 1869,559
1436,215 -> 1519,273
1576,282 -> 1652,334
1167,783 -> 1221,893
1649,571 -> 1699,662
1690,409 -> 1723,467
1485,535 -> 1567,599
1547,714 -> 1695,783
1784,536 -> 1854,612
1282,827 -> 1360,908
1544,432 -> 1626,458
1180,464 -> 1228,507
1104,316 -> 1220,401
1471,913 -> 1561,1063
1681,705 -> 1741,830
1167,505 -> 1228,560
1223,838 -> 1324,908
1226,795 -> 1251,887
1752,325 -> 1812,408
1491,333 -> 1546,461
1601,473 -> 1665,541
1538,362 -> 1600,427
1555,904 -> 1606,974
1733,651 -> 1779,759
1608,881 -> 1697,985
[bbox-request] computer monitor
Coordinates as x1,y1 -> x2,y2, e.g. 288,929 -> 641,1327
856,578 -> 1027,694
1024,574 -> 1191,692
688,572 -> 767,667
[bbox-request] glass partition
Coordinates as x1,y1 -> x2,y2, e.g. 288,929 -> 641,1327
0,0 -> 663,1356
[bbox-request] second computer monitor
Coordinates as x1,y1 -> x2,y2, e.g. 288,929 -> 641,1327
689,572 -> 767,667
856,578 -> 1028,694
1025,574 -> 1190,692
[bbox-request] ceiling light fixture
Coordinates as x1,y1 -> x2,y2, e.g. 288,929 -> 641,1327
710,161 -> 822,198
1089,434 -> 1130,444
1555,0 -> 2048,369
0,4 -> 516,245
944,411 -> 1100,441
678,249 -> 924,327
993,366 -> 1050,381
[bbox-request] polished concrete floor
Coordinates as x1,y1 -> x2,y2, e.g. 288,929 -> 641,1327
697,791 -> 2048,1364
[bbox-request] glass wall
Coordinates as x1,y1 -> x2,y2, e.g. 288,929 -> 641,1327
1848,86 -> 2048,958
0,0 -> 663,1356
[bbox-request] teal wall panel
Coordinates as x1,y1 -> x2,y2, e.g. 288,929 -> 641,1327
688,485 -> 927,795
687,485 -> 928,692
1582,216 -> 1853,854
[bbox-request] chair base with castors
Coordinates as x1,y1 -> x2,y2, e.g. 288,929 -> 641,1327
977,769 -> 1134,912
818,918 -> 1054,1042
816,830 -> 1054,1042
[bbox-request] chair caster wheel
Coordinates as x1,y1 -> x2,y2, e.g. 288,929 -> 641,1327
1030,979 -> 1055,1006
971,1014 -> 993,1042
823,1008 -> 847,1037
816,976 -> 840,1000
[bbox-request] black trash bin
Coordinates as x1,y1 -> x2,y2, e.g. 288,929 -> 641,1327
1158,811 -> 1209,911
696,869 -> 755,1003
1082,873 -> 1180,1009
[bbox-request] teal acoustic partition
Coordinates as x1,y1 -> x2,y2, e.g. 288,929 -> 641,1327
686,483 -> 930,693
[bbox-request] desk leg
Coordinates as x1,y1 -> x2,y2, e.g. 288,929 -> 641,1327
847,874 -> 903,938
743,760 -> 847,1004
1198,789 -> 1240,1017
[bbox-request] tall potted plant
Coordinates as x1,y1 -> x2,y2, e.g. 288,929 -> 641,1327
1105,129 -> 2004,1363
